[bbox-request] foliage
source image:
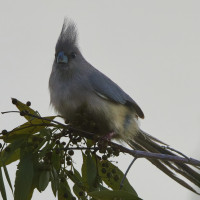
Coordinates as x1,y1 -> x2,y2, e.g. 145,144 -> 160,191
0,99 -> 142,200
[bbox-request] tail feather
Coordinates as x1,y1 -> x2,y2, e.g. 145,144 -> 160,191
127,130 -> 200,194
140,130 -> 168,145
138,134 -> 200,185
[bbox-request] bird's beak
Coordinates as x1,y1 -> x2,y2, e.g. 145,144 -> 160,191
57,51 -> 68,64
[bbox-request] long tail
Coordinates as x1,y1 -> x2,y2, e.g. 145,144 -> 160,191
127,130 -> 200,194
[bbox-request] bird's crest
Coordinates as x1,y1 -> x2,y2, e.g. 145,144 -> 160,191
56,18 -> 78,53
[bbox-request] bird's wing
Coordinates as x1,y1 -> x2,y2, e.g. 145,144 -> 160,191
89,69 -> 144,119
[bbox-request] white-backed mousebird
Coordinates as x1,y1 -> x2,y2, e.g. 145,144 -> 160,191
49,19 -> 200,194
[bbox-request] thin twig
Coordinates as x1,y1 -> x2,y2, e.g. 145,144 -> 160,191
62,147 -> 98,151
120,157 -> 137,189
1,111 -> 19,114
6,123 -> 57,134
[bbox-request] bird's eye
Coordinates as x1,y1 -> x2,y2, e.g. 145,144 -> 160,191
70,52 -> 76,59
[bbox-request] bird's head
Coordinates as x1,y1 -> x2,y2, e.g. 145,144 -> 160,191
53,19 -> 84,74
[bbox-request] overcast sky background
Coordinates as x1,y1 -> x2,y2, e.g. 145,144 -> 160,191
0,1 -> 200,200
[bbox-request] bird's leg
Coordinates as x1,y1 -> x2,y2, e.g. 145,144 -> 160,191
100,132 -> 116,141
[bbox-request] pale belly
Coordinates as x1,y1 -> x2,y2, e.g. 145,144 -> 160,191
50,84 -> 139,138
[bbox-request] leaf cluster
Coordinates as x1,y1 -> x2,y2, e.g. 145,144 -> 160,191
0,99 -> 141,200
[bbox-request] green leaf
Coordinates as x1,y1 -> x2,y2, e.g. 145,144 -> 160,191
30,167 -> 41,196
0,167 -> 7,200
73,167 -> 82,181
99,184 -> 109,191
98,160 -> 138,196
2,149 -> 20,166
33,138 -> 47,154
51,148 -> 61,171
1,116 -> 55,143
12,98 -> 38,121
89,190 -> 141,200
86,139 -> 95,147
50,167 -> 59,197
39,128 -> 52,140
58,178 -> 73,200
31,159 -> 51,198
81,152 -> 98,192
3,164 -> 13,193
73,184 -> 87,200
14,150 -> 34,200
38,170 -> 50,192
37,140 -> 53,158
0,139 -> 24,166
65,169 -> 83,189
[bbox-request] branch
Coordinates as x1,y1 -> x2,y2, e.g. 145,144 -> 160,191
2,110 -> 200,167
107,141 -> 200,166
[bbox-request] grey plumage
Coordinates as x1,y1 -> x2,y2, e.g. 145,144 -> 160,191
56,20 -> 78,54
49,19 -> 200,194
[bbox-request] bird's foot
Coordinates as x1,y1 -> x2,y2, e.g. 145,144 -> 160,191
100,132 -> 115,141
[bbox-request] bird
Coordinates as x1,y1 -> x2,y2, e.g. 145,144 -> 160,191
49,19 -> 200,194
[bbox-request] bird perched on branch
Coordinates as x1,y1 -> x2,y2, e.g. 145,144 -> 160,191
49,18 -> 200,194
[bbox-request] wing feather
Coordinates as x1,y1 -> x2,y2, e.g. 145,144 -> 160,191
89,69 -> 144,119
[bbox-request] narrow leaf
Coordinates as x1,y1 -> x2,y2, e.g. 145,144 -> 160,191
50,167 -> 59,197
81,152 -> 97,192
2,116 -> 55,143
38,170 -> 50,192
89,190 -> 141,200
1,149 -> 20,167
58,179 -> 73,200
14,150 -> 34,200
0,167 -> 7,200
0,139 -> 24,166
30,167 -> 41,198
3,165 -> 13,193
98,160 -> 138,195
51,149 -> 61,171
73,184 -> 87,200
65,170 -> 83,189
11,98 -> 38,121
73,167 -> 82,181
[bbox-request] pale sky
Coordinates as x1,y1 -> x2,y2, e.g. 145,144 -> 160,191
0,1 -> 200,200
